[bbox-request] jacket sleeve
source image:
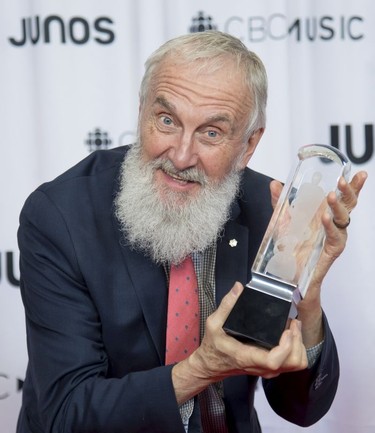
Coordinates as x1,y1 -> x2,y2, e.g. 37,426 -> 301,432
262,313 -> 340,427
18,189 -> 185,433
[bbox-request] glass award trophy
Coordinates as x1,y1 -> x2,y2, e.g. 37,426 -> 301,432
223,144 -> 351,349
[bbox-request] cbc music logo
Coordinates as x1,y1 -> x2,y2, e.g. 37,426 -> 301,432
84,128 -> 138,153
190,11 -> 217,33
0,251 -> 19,288
0,374 -> 23,400
85,128 -> 113,152
8,15 -> 115,46
189,11 -> 365,42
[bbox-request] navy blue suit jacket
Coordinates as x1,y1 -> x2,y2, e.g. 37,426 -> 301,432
17,146 -> 339,433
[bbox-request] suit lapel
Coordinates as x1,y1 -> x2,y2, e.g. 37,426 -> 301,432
215,215 -> 250,306
112,212 -> 168,365
124,246 -> 168,363
216,204 -> 256,431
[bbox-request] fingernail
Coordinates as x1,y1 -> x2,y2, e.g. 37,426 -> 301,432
284,331 -> 292,344
231,282 -> 241,296
339,177 -> 347,187
292,320 -> 302,337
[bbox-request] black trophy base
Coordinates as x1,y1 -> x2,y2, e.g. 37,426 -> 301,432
223,285 -> 293,349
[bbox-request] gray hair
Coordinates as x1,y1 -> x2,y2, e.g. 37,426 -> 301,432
139,30 -> 268,137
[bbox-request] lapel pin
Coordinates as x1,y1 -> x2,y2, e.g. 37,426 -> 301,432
229,239 -> 238,247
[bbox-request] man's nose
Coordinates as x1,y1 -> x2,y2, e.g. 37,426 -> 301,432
168,132 -> 198,171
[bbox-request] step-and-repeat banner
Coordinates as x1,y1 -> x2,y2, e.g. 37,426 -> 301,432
1,1 -> 374,432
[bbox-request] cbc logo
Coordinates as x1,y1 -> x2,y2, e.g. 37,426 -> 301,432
189,11 -> 365,43
84,128 -> 137,152
0,373 -> 23,400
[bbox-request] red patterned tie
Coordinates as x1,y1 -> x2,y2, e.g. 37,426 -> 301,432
165,256 -> 199,365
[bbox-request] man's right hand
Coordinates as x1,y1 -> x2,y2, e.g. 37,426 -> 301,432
172,282 -> 308,405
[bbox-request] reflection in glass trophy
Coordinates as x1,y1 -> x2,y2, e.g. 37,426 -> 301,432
224,144 -> 351,348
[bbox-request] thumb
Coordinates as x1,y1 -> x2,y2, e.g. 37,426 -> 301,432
270,180 -> 283,209
215,282 -> 244,323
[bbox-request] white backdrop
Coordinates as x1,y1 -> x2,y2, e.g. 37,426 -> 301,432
1,1 -> 374,432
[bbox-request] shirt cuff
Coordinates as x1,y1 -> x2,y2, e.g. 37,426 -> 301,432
179,398 -> 194,433
306,340 -> 325,368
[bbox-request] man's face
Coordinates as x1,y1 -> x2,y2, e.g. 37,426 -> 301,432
138,58 -> 262,203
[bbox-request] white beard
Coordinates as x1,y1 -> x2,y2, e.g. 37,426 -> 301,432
114,142 -> 242,265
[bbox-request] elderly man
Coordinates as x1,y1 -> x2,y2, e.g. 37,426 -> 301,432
17,31 -> 366,433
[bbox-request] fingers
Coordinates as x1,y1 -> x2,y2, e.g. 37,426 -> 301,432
326,170 -> 368,232
345,170 -> 368,201
202,282 -> 245,362
307,171 -> 368,296
336,170 -> 367,212
326,191 -> 350,232
260,320 -> 308,378
212,282 -> 244,325
270,180 -> 283,209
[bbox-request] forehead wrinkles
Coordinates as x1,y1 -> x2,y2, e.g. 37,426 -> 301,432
150,66 -> 252,116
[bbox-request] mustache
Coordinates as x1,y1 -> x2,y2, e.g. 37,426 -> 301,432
151,158 -> 208,186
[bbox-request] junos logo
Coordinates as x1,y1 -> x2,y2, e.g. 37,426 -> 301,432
8,15 -> 115,46
0,251 -> 20,288
330,124 -> 374,164
0,373 -> 23,400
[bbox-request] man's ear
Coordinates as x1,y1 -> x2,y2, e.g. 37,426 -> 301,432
237,128 -> 265,170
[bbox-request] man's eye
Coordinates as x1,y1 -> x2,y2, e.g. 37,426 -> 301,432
207,130 -> 218,138
161,116 -> 173,125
